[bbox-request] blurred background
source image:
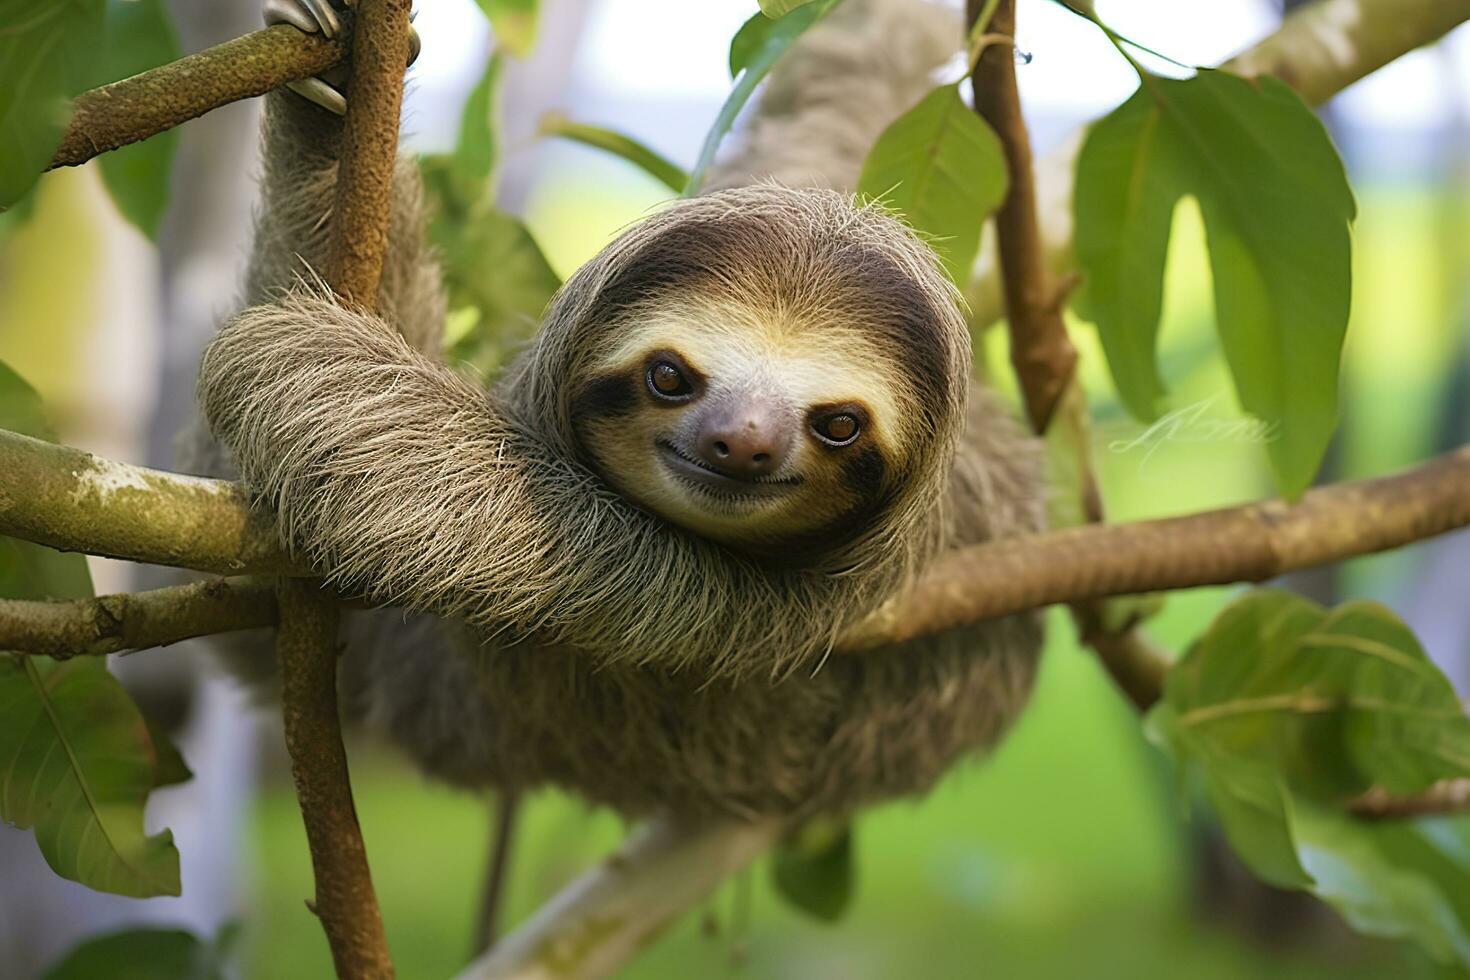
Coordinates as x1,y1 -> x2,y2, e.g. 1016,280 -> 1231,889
1,0 -> 1468,976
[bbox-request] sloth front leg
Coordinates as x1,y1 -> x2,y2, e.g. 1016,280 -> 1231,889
264,0 -> 421,116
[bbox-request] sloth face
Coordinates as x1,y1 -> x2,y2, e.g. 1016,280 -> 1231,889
570,296 -> 916,555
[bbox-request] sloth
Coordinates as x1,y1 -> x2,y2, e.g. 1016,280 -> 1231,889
187,0 -> 1045,820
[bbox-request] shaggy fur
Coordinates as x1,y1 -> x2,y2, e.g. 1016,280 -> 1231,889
188,0 -> 1045,819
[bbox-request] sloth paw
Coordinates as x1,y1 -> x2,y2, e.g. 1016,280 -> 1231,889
264,0 -> 421,116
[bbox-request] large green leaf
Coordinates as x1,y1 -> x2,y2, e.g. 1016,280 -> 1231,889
0,362 -> 183,898
92,0 -> 181,239
538,112 -> 687,192
43,925 -> 236,980
1150,589 -> 1470,965
857,83 -> 1008,285
477,0 -> 539,58
686,0 -> 844,194
771,821 -> 854,923
0,0 -> 105,207
1074,70 -> 1356,498
759,0 -> 819,17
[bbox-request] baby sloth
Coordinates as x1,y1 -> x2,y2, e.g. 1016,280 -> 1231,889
191,0 -> 1044,820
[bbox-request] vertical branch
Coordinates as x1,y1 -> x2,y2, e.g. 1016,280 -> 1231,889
969,0 -> 1077,433
276,581 -> 393,978
328,0 -> 414,305
968,0 -> 1170,709
471,794 -> 521,958
276,0 -> 412,976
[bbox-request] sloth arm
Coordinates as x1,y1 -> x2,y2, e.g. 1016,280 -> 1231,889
198,288 -> 829,675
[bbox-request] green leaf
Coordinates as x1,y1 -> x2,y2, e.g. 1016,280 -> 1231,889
92,0 -> 181,238
857,83 -> 1008,285
456,52 -> 504,191
1149,589 -> 1470,964
0,362 -> 183,898
429,207 -> 561,377
771,821 -> 855,922
759,0 -> 818,17
477,0 -> 539,58
687,0 -> 844,194
0,0 -> 105,207
1073,70 -> 1356,498
42,926 -> 231,980
538,112 -> 687,193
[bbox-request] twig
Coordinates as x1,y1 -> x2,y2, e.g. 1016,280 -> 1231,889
1351,779 -> 1470,820
472,794 -> 521,959
456,817 -> 783,980
0,428 -> 293,576
275,579 -> 392,979
328,0 -> 414,306
968,0 -> 1076,432
48,24 -> 346,172
0,577 -> 275,659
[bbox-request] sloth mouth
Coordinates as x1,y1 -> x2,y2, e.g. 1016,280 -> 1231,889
656,440 -> 801,500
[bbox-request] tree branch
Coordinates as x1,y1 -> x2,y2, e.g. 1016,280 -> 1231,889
0,428 -> 293,575
0,577 -> 275,658
456,817 -> 783,980
969,0 -> 1076,432
966,0 -> 1470,326
275,579 -> 392,979
328,0 -> 413,306
2,424 -> 1467,659
838,444 -> 1470,653
47,24 -> 346,172
1351,779 -> 1470,820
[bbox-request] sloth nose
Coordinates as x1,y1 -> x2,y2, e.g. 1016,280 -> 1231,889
695,403 -> 789,478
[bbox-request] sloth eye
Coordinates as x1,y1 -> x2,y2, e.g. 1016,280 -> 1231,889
647,360 -> 693,400
813,412 -> 862,447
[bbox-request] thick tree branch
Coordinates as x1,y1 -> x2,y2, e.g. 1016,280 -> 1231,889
0,428 -> 292,575
457,817 -> 783,980
966,0 -> 1470,325
839,444 -> 1470,653
0,578 -> 275,658
2,426 -> 1467,657
47,24 -> 346,172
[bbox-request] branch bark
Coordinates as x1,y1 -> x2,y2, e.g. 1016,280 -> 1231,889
456,817 -> 783,980
0,428 -> 292,575
969,0 -> 1076,432
48,24 -> 346,172
1351,779 -> 1470,820
838,444 -> 1470,653
0,577 -> 275,658
275,579 -> 391,979
274,2 -> 413,977
3,425 -> 1468,660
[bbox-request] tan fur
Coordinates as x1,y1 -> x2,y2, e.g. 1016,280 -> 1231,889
188,0 -> 1044,819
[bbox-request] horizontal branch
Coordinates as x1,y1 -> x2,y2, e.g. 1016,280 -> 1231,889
456,816 -> 783,980
0,578 -> 275,658
48,24 -> 346,171
839,445 -> 1470,651
965,0 -> 1470,325
2,429 -> 1468,655
0,429 -> 293,575
1352,779 -> 1470,820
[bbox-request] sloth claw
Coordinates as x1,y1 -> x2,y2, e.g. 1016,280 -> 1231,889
264,0 -> 419,117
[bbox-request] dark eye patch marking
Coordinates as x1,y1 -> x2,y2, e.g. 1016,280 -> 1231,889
841,446 -> 888,503
571,371 -> 637,422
